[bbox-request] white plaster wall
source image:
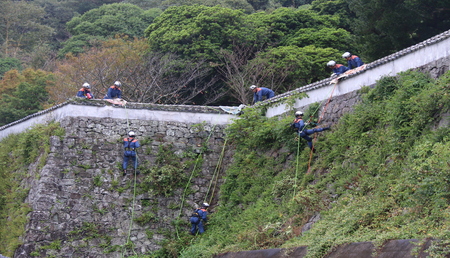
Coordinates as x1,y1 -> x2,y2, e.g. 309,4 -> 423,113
266,32 -> 450,118
0,104 -> 236,140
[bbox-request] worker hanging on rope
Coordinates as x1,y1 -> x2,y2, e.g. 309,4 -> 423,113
77,82 -> 94,99
291,111 -> 330,151
342,52 -> 364,69
122,131 -> 140,176
327,60 -> 349,78
189,202 -> 209,235
250,85 -> 275,104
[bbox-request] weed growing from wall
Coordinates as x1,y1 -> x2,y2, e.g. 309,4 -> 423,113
139,144 -> 199,197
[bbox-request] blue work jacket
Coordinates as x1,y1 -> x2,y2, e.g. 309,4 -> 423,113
104,86 -> 122,99
347,55 -> 364,69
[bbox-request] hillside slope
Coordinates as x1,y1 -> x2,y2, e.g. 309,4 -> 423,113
176,70 -> 450,258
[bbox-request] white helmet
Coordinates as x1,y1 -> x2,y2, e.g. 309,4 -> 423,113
295,111 -> 304,116
342,52 -> 351,58
114,81 -> 122,87
202,202 -> 210,207
249,85 -> 257,90
327,60 -> 336,67
82,82 -> 90,89
128,131 -> 136,137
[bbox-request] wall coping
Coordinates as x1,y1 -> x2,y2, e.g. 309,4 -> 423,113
0,99 -> 236,140
262,29 -> 450,117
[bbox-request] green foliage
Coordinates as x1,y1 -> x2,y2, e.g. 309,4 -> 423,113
40,240 -> 61,250
67,3 -> 159,38
0,69 -> 55,126
93,175 -> 103,187
58,34 -> 105,58
61,3 -> 162,56
139,144 -> 197,196
145,5 -> 250,61
0,58 -> 22,78
256,45 -> 340,89
134,211 -> 158,225
347,0 -> 450,60
0,122 -> 64,257
158,70 -> 450,257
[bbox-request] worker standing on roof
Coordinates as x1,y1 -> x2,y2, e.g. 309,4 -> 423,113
123,131 -> 140,176
77,83 -> 94,99
291,111 -> 330,151
327,60 -> 349,77
250,85 -> 275,104
342,52 -> 364,69
104,81 -> 122,99
190,203 -> 210,235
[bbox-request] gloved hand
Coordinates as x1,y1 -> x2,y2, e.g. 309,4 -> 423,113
304,123 -> 309,126
330,73 -> 337,78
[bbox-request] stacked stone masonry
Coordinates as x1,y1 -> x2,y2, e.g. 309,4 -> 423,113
14,116 -> 232,257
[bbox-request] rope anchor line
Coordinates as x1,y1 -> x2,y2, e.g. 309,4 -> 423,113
293,81 -> 338,199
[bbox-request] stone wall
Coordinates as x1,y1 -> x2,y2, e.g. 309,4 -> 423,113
14,116 -> 233,258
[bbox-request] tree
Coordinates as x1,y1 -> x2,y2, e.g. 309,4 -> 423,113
160,0 -> 255,13
347,0 -> 450,61
257,45 -> 341,90
282,27 -> 352,51
34,0 -> 79,49
311,0 -> 355,31
53,37 -> 226,105
58,34 -> 105,58
145,5 -> 254,62
0,68 -> 54,126
0,0 -> 54,58
66,3 -> 160,38
215,45 -> 261,104
61,3 -> 162,56
63,0 -> 123,15
0,58 -> 22,79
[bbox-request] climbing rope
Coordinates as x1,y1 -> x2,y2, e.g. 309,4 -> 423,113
175,123 -> 217,239
121,103 -> 139,257
206,137 -> 228,205
293,81 -> 338,198
306,82 -> 338,174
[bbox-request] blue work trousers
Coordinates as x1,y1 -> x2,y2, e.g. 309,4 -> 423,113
123,154 -> 138,170
299,128 -> 327,149
190,217 -> 205,234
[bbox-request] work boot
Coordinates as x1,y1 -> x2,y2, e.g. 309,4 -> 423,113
323,126 -> 331,131
135,170 -> 140,175
123,170 -> 127,176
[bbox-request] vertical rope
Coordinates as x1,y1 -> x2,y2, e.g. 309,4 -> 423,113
121,103 -> 138,257
292,81 -> 338,199
306,82 -> 338,174
206,138 -> 228,205
175,124 -> 217,239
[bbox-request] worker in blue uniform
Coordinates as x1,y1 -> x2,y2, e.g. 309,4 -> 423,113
104,81 -> 122,99
292,111 -> 330,151
77,83 -> 94,99
123,131 -> 140,176
327,60 -> 349,77
342,52 -> 364,69
190,203 -> 209,235
250,85 -> 275,104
